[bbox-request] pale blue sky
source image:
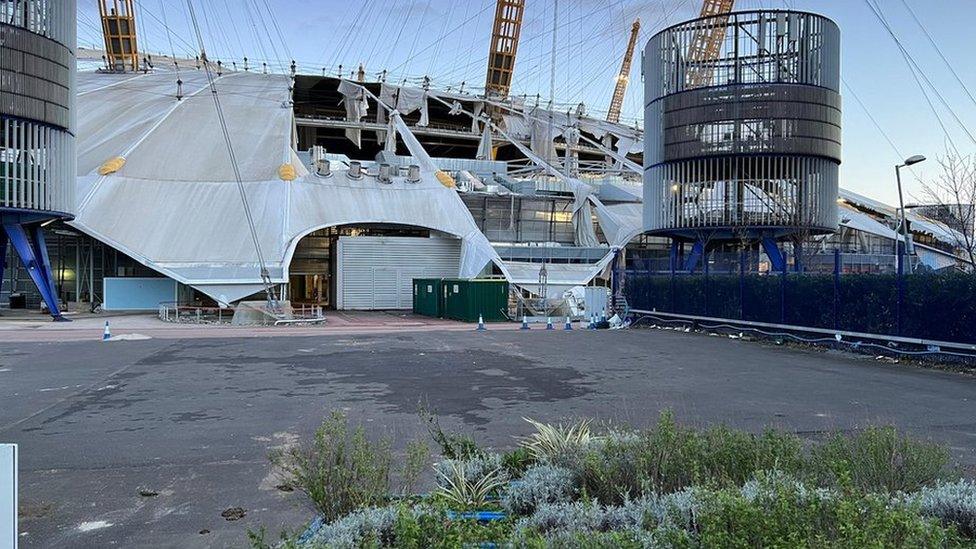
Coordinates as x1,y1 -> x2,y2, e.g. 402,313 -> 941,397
76,0 -> 976,206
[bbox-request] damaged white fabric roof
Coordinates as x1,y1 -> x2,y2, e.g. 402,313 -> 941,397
71,70 -> 505,303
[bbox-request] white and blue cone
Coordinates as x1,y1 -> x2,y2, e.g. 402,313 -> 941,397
521,316 -> 530,330
546,317 -> 554,330
476,315 -> 486,331
102,321 -> 111,341
564,316 -> 573,330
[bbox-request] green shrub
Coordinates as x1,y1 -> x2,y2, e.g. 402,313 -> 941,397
391,508 -> 513,548
432,458 -> 508,510
501,446 -> 535,477
270,411 -> 393,521
911,479 -> 976,539
809,426 -> 952,493
696,477 -> 954,548
562,412 -> 804,504
502,465 -> 576,515
419,407 -> 481,460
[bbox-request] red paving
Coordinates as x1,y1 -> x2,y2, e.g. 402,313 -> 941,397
0,310 -> 524,343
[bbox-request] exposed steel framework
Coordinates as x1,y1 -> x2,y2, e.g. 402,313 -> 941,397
98,0 -> 139,72
484,0 -> 525,99
606,18 -> 641,124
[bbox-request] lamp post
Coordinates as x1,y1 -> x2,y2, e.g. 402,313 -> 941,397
895,155 -> 926,269
894,154 -> 925,337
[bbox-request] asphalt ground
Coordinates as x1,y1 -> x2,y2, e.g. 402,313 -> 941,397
1,327 -> 975,547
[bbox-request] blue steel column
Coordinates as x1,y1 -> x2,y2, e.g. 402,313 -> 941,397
2,223 -> 66,320
0,228 -> 7,296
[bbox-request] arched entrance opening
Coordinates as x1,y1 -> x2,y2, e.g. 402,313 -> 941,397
288,223 -> 458,310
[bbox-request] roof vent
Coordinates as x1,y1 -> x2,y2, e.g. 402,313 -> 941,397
378,163 -> 392,183
315,159 -> 332,177
407,165 -> 421,183
348,161 -> 362,179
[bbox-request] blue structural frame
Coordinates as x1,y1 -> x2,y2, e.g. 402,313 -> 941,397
761,237 -> 787,273
0,210 -> 69,321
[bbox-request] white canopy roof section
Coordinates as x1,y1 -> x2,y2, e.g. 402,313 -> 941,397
70,69 -> 507,304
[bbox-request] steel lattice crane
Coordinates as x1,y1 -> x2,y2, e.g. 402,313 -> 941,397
685,0 -> 736,87
606,18 -> 641,123
484,0 -> 526,99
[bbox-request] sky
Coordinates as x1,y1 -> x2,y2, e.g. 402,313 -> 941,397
75,0 -> 976,206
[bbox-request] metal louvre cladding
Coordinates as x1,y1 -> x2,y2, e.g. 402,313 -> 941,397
643,10 -> 841,237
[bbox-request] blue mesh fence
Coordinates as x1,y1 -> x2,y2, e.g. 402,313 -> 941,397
624,252 -> 976,344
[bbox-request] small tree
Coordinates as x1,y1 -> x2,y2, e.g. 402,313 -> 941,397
919,150 -> 976,269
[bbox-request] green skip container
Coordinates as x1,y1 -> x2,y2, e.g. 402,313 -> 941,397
412,278 -> 444,318
441,278 -> 509,322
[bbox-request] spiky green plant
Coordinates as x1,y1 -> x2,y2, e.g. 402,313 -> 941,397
432,460 -> 507,509
519,417 -> 597,462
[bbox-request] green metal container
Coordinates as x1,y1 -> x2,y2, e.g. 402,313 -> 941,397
442,279 -> 510,322
412,278 -> 443,317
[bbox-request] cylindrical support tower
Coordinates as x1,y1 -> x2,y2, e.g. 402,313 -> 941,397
1,1 -> 77,319
643,10 -> 841,240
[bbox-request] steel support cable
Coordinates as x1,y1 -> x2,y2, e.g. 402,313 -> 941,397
322,0 -> 370,68
185,0 -> 278,306
427,0 -> 458,77
221,0 -> 247,59
240,0 -> 271,72
333,0 -> 378,73
387,2 -> 495,76
379,2 -> 414,72
865,0 -> 975,150
246,0 -> 284,72
158,0 -> 181,77
407,0 -> 432,74
898,0 -> 976,112
259,0 -> 293,62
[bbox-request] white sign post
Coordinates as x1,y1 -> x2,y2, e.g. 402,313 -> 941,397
1,444 -> 16,549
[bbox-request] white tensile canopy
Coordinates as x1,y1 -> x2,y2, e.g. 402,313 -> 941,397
72,70 -> 506,304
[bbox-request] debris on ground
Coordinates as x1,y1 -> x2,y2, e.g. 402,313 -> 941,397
138,489 -> 159,497
221,507 -> 246,521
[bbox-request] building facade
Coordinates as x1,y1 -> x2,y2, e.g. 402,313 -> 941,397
1,0 -> 77,319
643,10 -> 841,247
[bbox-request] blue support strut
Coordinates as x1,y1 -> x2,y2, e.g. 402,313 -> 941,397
682,239 -> 705,273
2,222 -> 66,320
0,229 -> 7,294
761,237 -> 787,273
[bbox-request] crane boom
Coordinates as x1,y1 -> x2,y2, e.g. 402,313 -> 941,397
606,18 -> 641,123
684,0 -> 735,88
485,0 -> 526,99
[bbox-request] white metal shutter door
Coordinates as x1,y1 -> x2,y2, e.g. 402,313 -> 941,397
336,236 -> 462,310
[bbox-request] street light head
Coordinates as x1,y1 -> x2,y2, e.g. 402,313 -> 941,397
904,154 -> 926,166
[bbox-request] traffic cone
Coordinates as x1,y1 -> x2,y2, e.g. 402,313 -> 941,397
521,316 -> 530,330
546,317 -> 554,330
588,315 -> 596,330
564,316 -> 573,330
102,321 -> 111,341
476,315 -> 486,331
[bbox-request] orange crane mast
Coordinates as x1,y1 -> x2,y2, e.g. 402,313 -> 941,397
684,0 -> 735,88
606,18 -> 641,124
484,0 -> 526,99
98,0 -> 140,72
